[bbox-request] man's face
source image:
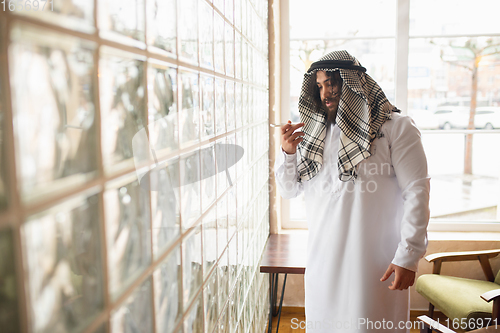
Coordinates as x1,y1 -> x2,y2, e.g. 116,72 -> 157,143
316,70 -> 341,114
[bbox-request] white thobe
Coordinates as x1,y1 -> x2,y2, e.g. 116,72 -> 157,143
274,114 -> 430,333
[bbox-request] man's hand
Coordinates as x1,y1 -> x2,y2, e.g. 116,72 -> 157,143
280,120 -> 305,155
380,263 -> 415,290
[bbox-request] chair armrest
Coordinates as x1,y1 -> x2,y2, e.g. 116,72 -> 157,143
481,289 -> 500,303
425,249 -> 500,263
425,249 -> 500,281
417,315 -> 456,333
481,289 -> 500,321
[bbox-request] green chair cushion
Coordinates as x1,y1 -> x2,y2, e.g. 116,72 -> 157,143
416,274 -> 499,322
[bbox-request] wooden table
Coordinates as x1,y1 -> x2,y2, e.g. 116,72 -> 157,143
260,233 -> 307,333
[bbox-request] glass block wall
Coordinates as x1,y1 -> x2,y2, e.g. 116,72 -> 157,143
0,0 -> 270,332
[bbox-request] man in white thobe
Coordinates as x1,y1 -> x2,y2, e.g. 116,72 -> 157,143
275,50 -> 430,332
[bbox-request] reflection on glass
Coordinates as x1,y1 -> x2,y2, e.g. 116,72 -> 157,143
226,82 -> 235,132
9,26 -> 98,202
179,71 -> 200,147
225,23 -> 235,77
148,64 -> 178,156
147,0 -> 177,54
214,12 -> 225,73
0,228 -> 19,332
111,278 -> 153,333
183,293 -> 203,333
179,0 -> 198,62
199,1 -> 214,69
154,245 -> 181,333
100,50 -> 146,173
215,79 -> 226,136
201,75 -> 215,140
99,0 -> 145,43
200,144 -> 216,212
182,225 -> 202,307
151,158 -> 180,258
180,150 -> 201,230
13,0 -> 94,33
22,193 -> 104,333
105,176 -> 151,300
204,268 -> 218,333
202,206 -> 217,277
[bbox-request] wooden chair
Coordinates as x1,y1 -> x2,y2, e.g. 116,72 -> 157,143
416,249 -> 500,331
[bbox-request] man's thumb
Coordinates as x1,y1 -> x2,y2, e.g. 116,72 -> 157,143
380,266 -> 394,281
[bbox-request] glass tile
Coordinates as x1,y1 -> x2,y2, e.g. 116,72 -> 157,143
218,248 -> 228,314
0,228 -> 19,332
225,81 -> 235,132
227,233 -> 237,291
99,0 -> 146,45
154,245 -> 182,333
105,175 -> 151,300
200,75 -> 215,141
242,41 -> 248,81
234,0 -> 241,31
182,225 -> 202,307
199,1 -> 214,69
202,206 -> 217,277
111,278 -> 153,333
147,64 -> 179,157
0,66 -> 7,210
235,83 -> 242,129
147,0 -> 177,55
225,0 -> 234,23
180,150 -> 201,231
216,138 -> 228,196
218,303 -> 228,333
226,135 -> 237,190
9,25 -> 98,202
99,49 -> 147,174
204,268 -> 218,333
22,192 -> 104,333
13,0 -> 94,34
235,32 -> 242,80
151,158 -> 180,258
214,12 -> 225,74
201,143 -> 216,213
213,0 -> 224,13
183,293 -> 203,333
179,71 -> 200,147
179,0 -> 198,63
215,79 -> 226,136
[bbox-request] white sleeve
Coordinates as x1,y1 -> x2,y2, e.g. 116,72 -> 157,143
274,147 -> 304,199
388,116 -> 431,272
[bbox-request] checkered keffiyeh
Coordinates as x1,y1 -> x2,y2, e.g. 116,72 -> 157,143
297,50 -> 399,182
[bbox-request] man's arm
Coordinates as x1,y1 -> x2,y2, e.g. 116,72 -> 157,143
381,115 -> 431,290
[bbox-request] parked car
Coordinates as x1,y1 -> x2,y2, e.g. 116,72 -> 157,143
474,107 -> 500,129
432,107 -> 470,130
